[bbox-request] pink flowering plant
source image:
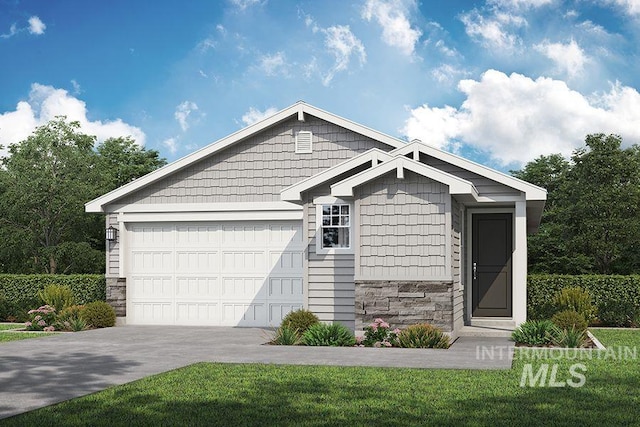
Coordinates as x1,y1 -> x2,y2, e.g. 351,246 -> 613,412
25,305 -> 57,332
362,318 -> 400,347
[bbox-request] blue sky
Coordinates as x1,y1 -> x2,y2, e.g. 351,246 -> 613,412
1,0 -> 639,171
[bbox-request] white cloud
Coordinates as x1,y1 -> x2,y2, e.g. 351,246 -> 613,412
174,101 -> 199,132
28,16 -> 46,35
162,137 -> 178,154
0,83 -> 146,158
460,9 -> 524,51
70,79 -> 81,94
488,0 -> 554,9
362,0 -> 422,56
0,23 -> 18,39
402,70 -> 640,166
230,0 -> 262,11
605,0 -> 640,16
534,38 -> 589,77
241,106 -> 277,126
322,25 -> 366,86
431,64 -> 469,85
259,52 -> 288,76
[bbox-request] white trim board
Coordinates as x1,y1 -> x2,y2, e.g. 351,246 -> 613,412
108,201 -> 303,213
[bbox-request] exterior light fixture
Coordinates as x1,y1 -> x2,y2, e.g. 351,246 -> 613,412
106,226 -> 118,242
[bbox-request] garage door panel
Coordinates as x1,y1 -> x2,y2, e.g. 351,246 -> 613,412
222,303 -> 267,326
132,302 -> 173,324
176,251 -> 219,273
221,277 -> 267,300
175,225 -> 221,246
175,277 -> 219,298
269,251 -> 304,272
270,303 -> 303,324
222,251 -> 266,272
130,276 -> 173,299
269,278 -> 303,300
132,251 -> 173,273
128,220 -> 303,327
176,302 -> 219,324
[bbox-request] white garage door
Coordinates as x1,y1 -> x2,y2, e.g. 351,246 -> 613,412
127,221 -> 304,326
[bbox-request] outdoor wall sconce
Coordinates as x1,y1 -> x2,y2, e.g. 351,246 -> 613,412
106,226 -> 118,242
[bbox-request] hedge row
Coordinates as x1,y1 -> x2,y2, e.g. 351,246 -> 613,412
528,274 -> 640,325
0,275 -> 106,321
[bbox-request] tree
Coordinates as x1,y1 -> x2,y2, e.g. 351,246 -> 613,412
96,136 -> 166,191
512,134 -> 640,274
0,118 -> 166,274
0,118 -> 102,273
564,134 -> 640,273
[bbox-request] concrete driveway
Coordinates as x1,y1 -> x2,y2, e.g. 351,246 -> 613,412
0,326 -> 513,420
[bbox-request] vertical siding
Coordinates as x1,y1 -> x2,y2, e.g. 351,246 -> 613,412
356,171 -> 448,280
305,186 -> 355,330
106,214 -> 120,277
451,197 -> 464,331
116,115 -> 391,206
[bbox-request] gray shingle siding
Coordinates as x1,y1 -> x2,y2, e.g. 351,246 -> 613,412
451,197 -> 464,331
356,170 -> 449,280
420,155 -> 521,198
115,115 -> 389,207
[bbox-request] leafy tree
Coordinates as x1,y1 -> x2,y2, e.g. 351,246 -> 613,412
96,136 -> 166,190
0,118 -> 102,273
0,118 -> 166,274
513,134 -> 640,274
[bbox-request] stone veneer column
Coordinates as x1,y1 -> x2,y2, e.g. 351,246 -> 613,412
105,277 -> 126,317
355,281 -> 454,331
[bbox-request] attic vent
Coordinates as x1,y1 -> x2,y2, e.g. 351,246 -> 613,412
295,131 -> 313,154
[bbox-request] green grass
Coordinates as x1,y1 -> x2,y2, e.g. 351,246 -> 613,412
1,330 -> 638,426
0,323 -> 55,342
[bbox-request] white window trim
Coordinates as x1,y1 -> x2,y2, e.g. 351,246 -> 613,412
315,201 -> 354,255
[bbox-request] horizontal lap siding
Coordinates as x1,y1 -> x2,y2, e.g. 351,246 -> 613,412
452,197 -> 464,331
306,188 -> 355,329
356,171 -> 448,280
116,116 -> 390,206
106,214 -> 119,277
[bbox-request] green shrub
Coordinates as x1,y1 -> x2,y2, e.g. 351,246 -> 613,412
362,318 -> 400,347
551,310 -> 588,332
553,287 -> 595,322
80,301 -> 116,328
528,275 -> 640,324
25,305 -> 57,331
511,320 -> 555,346
281,309 -> 319,334
301,323 -> 355,347
38,284 -> 75,312
597,300 -> 639,327
551,326 -> 588,348
57,305 -> 85,323
0,275 -> 105,321
397,324 -> 450,349
58,316 -> 88,332
0,294 -> 10,321
270,326 -> 301,345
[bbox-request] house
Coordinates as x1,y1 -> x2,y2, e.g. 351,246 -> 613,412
85,101 -> 546,337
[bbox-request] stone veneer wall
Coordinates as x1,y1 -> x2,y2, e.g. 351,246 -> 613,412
355,281 -> 453,331
106,277 -> 126,317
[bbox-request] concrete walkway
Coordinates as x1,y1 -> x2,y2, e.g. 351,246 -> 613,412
0,326 -> 514,420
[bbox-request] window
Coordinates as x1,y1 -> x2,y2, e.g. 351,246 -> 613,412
321,204 -> 350,249
295,131 -> 312,154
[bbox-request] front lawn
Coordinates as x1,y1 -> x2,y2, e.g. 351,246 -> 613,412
0,323 -> 55,342
2,330 -> 639,426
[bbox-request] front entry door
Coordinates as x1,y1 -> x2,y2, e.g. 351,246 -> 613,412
472,213 -> 513,317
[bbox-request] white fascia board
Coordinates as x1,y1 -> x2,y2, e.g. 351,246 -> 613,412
391,141 -> 547,201
86,101 -> 408,213
280,148 -> 394,201
331,156 -> 478,198
107,201 -> 303,213
120,210 -> 303,223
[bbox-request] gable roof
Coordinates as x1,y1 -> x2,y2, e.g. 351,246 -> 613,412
85,101 -> 406,213
331,155 -> 479,199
